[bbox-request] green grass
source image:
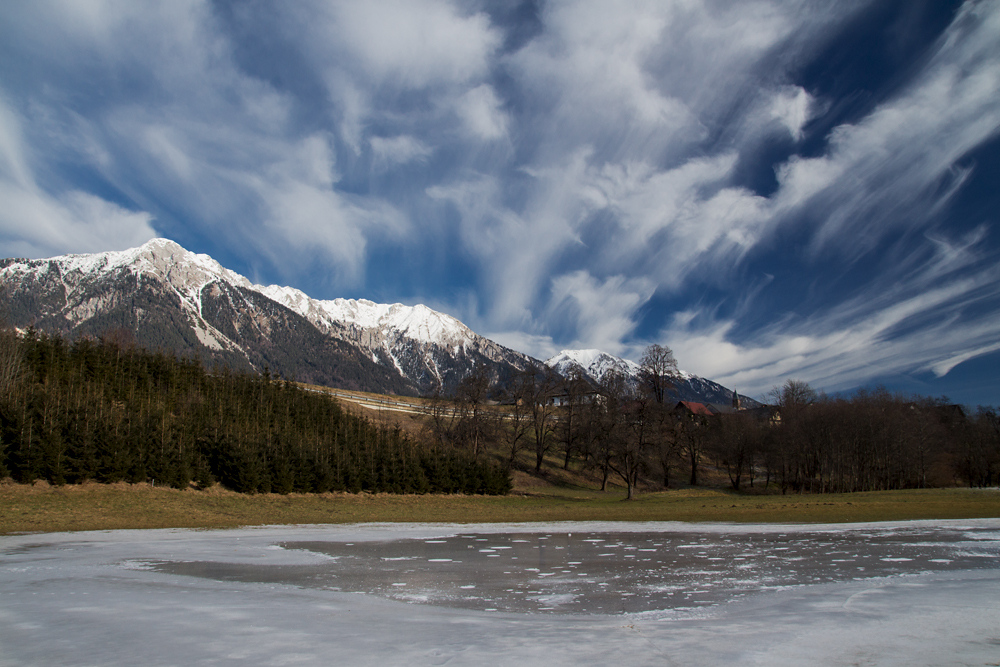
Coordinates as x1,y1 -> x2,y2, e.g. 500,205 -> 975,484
2,481 -> 998,534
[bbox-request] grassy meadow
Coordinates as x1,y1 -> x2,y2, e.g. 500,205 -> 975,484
2,477 -> 998,534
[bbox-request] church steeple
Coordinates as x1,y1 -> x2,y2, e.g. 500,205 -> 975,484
732,390 -> 742,411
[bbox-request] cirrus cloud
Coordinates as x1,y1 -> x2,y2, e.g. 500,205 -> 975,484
1,0 -> 999,405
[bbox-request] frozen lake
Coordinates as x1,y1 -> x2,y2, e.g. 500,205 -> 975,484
2,520 -> 999,665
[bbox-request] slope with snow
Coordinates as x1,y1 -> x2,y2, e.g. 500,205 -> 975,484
257,286 -> 534,392
2,239 -> 750,400
0,238 -> 248,356
546,349 -> 642,381
545,348 -> 757,407
0,239 -> 536,395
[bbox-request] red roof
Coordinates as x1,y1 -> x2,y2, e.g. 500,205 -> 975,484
677,401 -> 713,416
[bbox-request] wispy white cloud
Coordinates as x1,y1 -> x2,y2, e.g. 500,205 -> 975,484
428,173 -> 577,325
548,271 -> 656,356
0,93 -> 32,188
311,0 -> 498,88
370,135 -> 433,169
440,1 -> 857,342
772,29 -> 1000,260
456,85 -> 508,141
0,0 -> 422,284
486,0 -> 1000,398
663,227 -> 1000,398
290,0 -> 503,157
1,0 -> 999,402
0,184 -> 157,258
770,86 -> 815,142
0,93 -> 156,256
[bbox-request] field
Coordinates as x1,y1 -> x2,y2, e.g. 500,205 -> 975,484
2,477 -> 999,534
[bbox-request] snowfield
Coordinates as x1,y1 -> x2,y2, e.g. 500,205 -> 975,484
1,520 -> 999,666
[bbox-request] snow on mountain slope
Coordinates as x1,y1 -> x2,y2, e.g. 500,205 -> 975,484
2,239 -> 749,401
7,238 -> 486,353
545,349 -> 641,381
1,239 -> 536,395
0,238 -> 249,354
255,282 -> 533,392
545,348 -> 756,407
53,238 -> 252,298
258,287 -> 477,349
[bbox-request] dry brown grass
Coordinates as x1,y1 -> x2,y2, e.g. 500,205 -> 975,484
2,477 -> 998,534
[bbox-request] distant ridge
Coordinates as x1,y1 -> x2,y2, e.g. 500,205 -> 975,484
545,348 -> 760,408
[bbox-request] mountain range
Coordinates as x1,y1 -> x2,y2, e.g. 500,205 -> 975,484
0,238 -> 750,404
544,349 -> 759,408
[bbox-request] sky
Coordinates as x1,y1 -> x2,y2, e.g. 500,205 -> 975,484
1,1 -> 999,406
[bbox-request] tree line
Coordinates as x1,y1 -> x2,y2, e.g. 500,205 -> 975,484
711,380 -> 1000,493
426,346 -> 1000,497
3,325 -> 995,498
0,328 -> 510,495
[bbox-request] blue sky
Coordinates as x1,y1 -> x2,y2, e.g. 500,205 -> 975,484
2,1 -> 999,406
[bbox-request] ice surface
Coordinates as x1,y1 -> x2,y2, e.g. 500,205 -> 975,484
1,520 -> 999,666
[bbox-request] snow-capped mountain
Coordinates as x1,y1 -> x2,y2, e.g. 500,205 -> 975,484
0,239 -> 534,395
1,239 -> 751,403
545,349 -> 759,408
545,349 -> 642,381
256,286 -> 534,392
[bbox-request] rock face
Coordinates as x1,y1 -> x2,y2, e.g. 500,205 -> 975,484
0,239 -> 535,395
257,287 -> 537,394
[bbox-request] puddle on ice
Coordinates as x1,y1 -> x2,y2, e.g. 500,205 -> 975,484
148,527 -> 1000,615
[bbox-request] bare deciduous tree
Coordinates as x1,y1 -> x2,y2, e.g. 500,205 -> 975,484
557,364 -> 592,470
639,344 -> 679,405
500,371 -> 533,466
527,365 -> 560,473
708,412 -> 764,490
453,364 -> 493,458
581,369 -> 626,491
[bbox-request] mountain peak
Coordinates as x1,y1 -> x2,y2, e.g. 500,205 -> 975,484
545,348 -> 752,407
1,238 -> 538,395
140,237 -> 183,252
546,349 -> 641,380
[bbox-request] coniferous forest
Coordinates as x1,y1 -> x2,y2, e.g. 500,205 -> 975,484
0,329 -> 511,495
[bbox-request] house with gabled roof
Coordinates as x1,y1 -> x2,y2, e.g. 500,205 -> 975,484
674,401 -> 714,419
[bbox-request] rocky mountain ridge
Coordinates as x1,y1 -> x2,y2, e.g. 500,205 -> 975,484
0,239 -> 533,395
2,239 -> 750,404
545,348 -> 760,408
